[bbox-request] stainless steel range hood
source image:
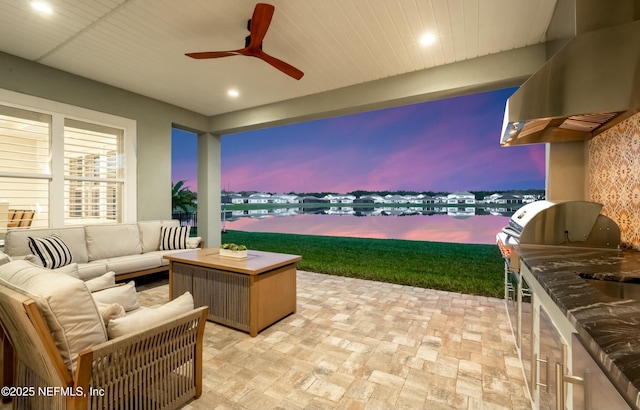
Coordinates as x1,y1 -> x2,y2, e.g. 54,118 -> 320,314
500,20 -> 640,146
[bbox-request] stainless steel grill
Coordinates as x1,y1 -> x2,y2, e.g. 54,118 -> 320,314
496,200 -> 621,263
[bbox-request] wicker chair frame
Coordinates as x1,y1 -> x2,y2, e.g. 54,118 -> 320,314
0,284 -> 208,410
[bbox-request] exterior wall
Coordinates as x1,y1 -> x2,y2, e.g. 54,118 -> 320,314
0,52 -> 210,222
589,113 -> 640,250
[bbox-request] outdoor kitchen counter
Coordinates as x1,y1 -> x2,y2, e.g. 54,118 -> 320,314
516,245 -> 640,408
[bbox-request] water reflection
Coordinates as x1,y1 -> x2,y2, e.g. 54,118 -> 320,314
222,206 -> 520,244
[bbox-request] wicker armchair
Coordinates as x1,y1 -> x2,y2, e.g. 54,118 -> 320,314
0,284 -> 208,410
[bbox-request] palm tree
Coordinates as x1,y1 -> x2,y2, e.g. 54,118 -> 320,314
172,180 -> 197,213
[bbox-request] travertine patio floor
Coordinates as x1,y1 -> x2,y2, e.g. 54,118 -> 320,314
137,270 -> 530,410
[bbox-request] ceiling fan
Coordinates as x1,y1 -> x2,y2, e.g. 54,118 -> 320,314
186,3 -> 304,80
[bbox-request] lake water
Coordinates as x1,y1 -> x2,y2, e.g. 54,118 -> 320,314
222,206 -> 519,245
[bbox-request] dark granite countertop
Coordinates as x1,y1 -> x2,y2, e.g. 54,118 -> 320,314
516,245 -> 640,409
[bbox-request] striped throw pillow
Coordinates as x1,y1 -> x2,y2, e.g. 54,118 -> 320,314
159,226 -> 190,250
28,234 -> 74,269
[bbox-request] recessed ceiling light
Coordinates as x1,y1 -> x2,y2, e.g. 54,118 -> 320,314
227,89 -> 239,98
31,1 -> 53,14
419,32 -> 437,47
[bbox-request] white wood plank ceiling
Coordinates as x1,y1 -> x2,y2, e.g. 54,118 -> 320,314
0,0 -> 557,116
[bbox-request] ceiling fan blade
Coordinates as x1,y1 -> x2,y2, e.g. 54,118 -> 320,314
247,3 -> 274,49
185,50 -> 243,59
256,50 -> 304,80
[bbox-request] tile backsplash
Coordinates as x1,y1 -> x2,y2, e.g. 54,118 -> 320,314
589,113 -> 640,250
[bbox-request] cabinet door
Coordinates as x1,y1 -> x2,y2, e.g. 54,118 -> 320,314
521,280 -> 533,398
571,334 -> 630,410
505,269 -> 518,344
537,306 -> 563,410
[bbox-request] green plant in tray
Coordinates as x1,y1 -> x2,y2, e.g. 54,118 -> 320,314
221,243 -> 247,251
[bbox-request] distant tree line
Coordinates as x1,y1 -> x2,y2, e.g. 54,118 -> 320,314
219,188 -> 546,200
284,189 -> 545,199
468,189 -> 545,199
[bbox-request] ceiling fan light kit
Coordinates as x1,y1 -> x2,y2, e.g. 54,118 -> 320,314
186,3 -> 304,80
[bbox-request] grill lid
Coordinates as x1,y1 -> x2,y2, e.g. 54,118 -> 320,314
500,200 -> 620,249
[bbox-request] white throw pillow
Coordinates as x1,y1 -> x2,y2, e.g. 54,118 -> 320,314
94,300 -> 126,326
159,226 -> 190,250
107,292 -> 195,339
91,281 -> 140,312
28,233 -> 74,269
85,271 -> 116,292
0,260 -> 107,374
50,262 -> 81,279
186,236 -> 202,249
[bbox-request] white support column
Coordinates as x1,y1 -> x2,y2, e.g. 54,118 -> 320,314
197,132 -> 221,248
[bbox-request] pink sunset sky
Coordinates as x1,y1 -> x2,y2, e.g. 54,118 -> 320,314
172,87 -> 546,193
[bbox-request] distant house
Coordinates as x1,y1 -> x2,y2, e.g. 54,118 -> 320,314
359,195 -> 385,203
224,193 -> 244,204
384,195 -> 407,204
301,196 -> 329,204
270,194 -> 299,204
447,191 -> 476,204
247,193 -> 271,204
353,197 -> 375,204
324,194 -> 356,204
483,193 -> 502,203
409,195 -> 435,204
495,194 -> 523,204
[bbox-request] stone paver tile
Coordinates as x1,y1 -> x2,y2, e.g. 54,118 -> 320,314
455,374 -> 483,398
367,383 -> 401,409
368,369 -> 405,389
458,359 -> 483,379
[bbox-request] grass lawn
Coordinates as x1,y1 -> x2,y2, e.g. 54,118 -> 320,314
221,230 -> 505,298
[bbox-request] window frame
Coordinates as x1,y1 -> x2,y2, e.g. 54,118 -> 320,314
0,88 -> 137,227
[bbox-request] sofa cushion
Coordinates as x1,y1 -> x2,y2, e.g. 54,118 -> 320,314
85,224 -> 142,261
145,249 -> 198,266
4,227 -> 89,263
91,281 -> 139,312
107,292 -> 194,339
159,226 -> 190,250
106,253 -> 162,274
137,220 -> 161,253
0,260 -> 107,374
76,261 -> 108,281
28,234 -> 74,269
0,251 -> 10,266
138,220 -> 180,253
85,271 -> 116,292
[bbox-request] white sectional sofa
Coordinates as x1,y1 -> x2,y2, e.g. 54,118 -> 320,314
3,220 -> 202,281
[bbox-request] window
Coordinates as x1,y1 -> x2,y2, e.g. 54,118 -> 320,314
64,120 -> 124,224
0,105 -> 51,228
0,88 -> 136,229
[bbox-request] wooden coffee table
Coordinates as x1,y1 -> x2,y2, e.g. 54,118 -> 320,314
163,248 -> 302,337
